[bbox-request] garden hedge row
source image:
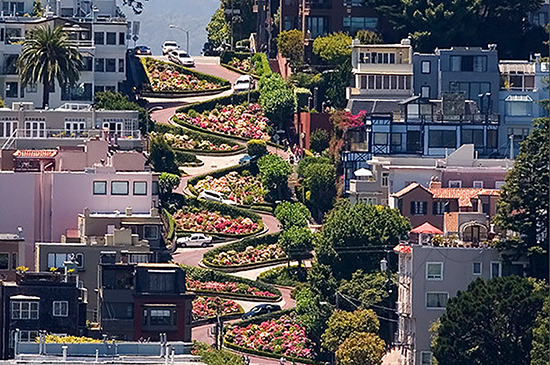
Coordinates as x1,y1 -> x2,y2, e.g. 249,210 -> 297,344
172,197 -> 265,238
223,308 -> 318,365
180,264 -> 281,300
175,91 -> 260,114
220,53 -> 270,80
154,124 -> 246,155
140,57 -> 231,95
220,51 -> 252,64
202,233 -> 282,269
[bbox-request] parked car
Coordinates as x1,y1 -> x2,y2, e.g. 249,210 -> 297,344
134,45 -> 152,55
202,42 -> 220,56
198,190 -> 236,205
176,233 -> 213,247
242,304 -> 282,320
233,75 -> 255,93
168,50 -> 195,67
162,41 -> 179,55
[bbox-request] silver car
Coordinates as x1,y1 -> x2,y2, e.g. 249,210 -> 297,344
168,50 -> 195,67
177,233 -> 213,247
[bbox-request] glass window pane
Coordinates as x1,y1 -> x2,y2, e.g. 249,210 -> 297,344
111,181 -> 129,195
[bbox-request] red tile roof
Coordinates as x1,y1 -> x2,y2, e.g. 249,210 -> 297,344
393,244 -> 412,254
391,182 -> 426,198
13,150 -> 57,158
428,188 -> 500,208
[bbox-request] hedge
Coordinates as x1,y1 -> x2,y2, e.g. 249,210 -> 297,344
163,208 -> 176,242
154,124 -> 246,155
174,150 -> 199,165
140,57 -> 231,95
179,264 -> 281,300
175,91 -> 260,114
220,51 -> 252,64
223,309 -> 319,365
172,197 -> 265,238
251,53 -> 271,77
202,233 -> 282,269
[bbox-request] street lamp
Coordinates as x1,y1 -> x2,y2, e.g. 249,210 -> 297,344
169,24 -> 190,54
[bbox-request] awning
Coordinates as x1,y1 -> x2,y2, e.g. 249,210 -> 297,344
505,95 -> 533,102
410,222 -> 443,235
10,295 -> 40,300
354,168 -> 373,177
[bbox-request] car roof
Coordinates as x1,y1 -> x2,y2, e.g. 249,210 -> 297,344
236,75 -> 253,81
163,41 -> 178,45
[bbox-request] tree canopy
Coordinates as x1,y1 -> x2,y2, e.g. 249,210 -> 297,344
258,73 -> 297,128
321,309 -> 380,352
432,276 -> 546,365
310,129 -> 330,153
335,332 -> 386,365
206,6 -> 230,47
495,118 -> 549,279
257,154 -> 292,201
148,134 -> 180,175
316,202 -> 411,279
312,32 -> 352,65
274,201 -> 311,230
277,29 -> 304,68
94,91 -> 153,134
278,226 -> 314,266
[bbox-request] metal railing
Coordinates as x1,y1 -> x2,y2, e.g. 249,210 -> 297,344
0,129 -> 141,140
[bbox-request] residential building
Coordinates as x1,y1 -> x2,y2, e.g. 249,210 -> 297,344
498,58 -> 549,157
0,232 -> 25,281
343,94 -> 500,190
0,270 -> 87,359
279,0 -> 383,41
99,259 -> 194,342
35,206 -> 166,321
394,242 -> 506,365
390,179 -> 500,241
0,103 -> 141,151
413,45 -> 500,108
0,0 -> 128,109
0,139 -> 158,268
348,144 -> 510,206
347,38 -> 414,101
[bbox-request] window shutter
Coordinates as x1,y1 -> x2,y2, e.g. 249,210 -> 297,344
432,202 -> 438,215
422,202 -> 428,215
410,201 -> 415,214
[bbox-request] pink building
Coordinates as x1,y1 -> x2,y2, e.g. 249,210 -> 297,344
0,139 -> 158,268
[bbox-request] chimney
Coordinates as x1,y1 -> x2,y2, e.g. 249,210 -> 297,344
429,176 -> 442,189
125,207 -> 132,216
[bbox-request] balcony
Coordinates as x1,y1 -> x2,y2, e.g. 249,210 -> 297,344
0,129 -> 142,140
348,179 -> 381,194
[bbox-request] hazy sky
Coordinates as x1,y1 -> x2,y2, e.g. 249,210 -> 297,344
120,0 -> 220,55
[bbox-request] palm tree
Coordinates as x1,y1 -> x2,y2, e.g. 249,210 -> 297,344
17,25 -> 83,109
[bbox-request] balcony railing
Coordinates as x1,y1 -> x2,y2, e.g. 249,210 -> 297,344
1,129 -> 141,140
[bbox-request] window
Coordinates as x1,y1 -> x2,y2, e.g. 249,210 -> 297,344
410,201 -> 427,215
421,61 -> 431,74
94,32 -> 104,45
487,130 -> 498,149
473,262 -> 482,275
461,129 -> 484,148
0,253 -> 8,270
10,330 -> 38,348
148,309 -> 177,326
307,17 -> 329,37
106,32 -> 116,45
93,181 -> 107,195
433,201 -> 445,215
12,301 -> 39,319
342,17 -> 378,34
144,225 -> 159,240
373,133 -> 388,145
6,82 -> 18,98
47,253 -> 84,269
4,54 -> 18,74
149,272 -> 175,292
448,180 -> 462,188
450,56 -> 461,71
421,85 -> 430,98
473,56 -> 487,72
390,133 -> 401,146
26,83 -> 37,93
284,16 -> 293,30
426,292 -> 448,309
152,181 -> 159,195
359,197 -> 377,205
133,181 -> 147,195
429,130 -> 456,148
129,254 -> 149,264
105,58 -> 116,72
420,352 -> 433,365
507,101 -> 532,116
426,262 -> 443,280
118,59 -> 125,73
381,172 -> 389,187
119,32 -> 125,45
491,261 -> 502,278
53,301 -> 69,317
11,252 -> 17,270
473,181 -> 484,189
94,58 -> 105,72
495,181 -> 505,189
111,181 -> 129,195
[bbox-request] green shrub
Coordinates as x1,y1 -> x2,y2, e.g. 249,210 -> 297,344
295,87 -> 312,111
251,53 -> 271,77
220,51 -> 251,64
310,129 -> 330,153
174,150 -> 199,164
258,265 -> 309,286
193,341 -> 245,365
246,139 -> 267,158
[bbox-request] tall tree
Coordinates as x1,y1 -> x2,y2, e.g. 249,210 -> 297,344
18,25 -> 83,109
432,276 -> 546,365
335,332 -> 386,365
276,29 -> 304,68
301,160 -> 337,218
206,6 -> 230,47
257,154 -> 292,201
495,118 -> 549,279
312,32 -> 352,65
278,226 -> 314,267
530,297 -> 549,365
274,201 -> 311,230
148,134 -> 180,175
321,309 -> 380,353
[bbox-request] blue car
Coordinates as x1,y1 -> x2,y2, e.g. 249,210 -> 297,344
242,304 -> 282,320
239,155 -> 253,165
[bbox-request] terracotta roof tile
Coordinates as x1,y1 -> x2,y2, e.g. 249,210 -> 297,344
13,150 -> 57,158
428,188 -> 500,208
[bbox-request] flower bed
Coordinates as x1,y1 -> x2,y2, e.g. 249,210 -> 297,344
192,296 -> 243,320
158,132 -> 240,152
141,58 -> 228,94
173,208 -> 260,236
175,103 -> 271,140
187,278 -> 278,298
228,57 -> 253,73
210,244 -> 285,267
224,314 -> 315,360
195,171 -> 265,205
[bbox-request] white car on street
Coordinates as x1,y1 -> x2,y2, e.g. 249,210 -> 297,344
198,190 -> 236,205
162,41 -> 179,55
168,50 -> 195,67
177,233 -> 213,247
233,75 -> 255,93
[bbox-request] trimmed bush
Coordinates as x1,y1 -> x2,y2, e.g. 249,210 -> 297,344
180,264 -> 281,300
246,139 -> 267,158
310,129 -> 330,153
174,150 -> 199,164
176,91 -> 260,114
251,53 -> 272,77
203,233 -> 281,268
220,51 -> 251,64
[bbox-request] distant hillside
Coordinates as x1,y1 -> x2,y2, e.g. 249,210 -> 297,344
120,0 -> 219,55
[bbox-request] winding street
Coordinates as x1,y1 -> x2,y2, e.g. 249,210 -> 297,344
149,57 -> 305,364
